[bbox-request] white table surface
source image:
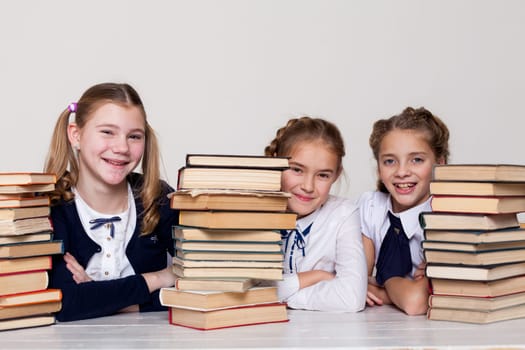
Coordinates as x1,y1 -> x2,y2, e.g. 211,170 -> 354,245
3,305 -> 525,350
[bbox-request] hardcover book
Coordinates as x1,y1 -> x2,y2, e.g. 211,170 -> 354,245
425,262 -> 525,281
0,196 -> 50,209
185,154 -> 289,169
430,181 -> 525,196
428,290 -> 525,312
0,183 -> 55,194
173,226 -> 282,243
174,277 -> 257,292
0,314 -> 55,331
175,240 -> 282,253
169,190 -> 290,211
421,240 -> 525,252
0,240 -> 63,259
430,195 -> 525,214
423,227 -> 525,244
0,206 -> 50,221
0,300 -> 62,320
160,286 -> 279,310
430,275 -> 525,297
0,217 -> 53,236
177,167 -> 282,192
176,249 -> 284,262
432,164 -> 525,182
173,263 -> 283,280
173,256 -> 283,269
0,270 -> 49,296
179,210 -> 297,230
0,193 -> 34,200
0,173 -> 57,186
0,232 -> 53,246
427,303 -> 525,324
0,256 -> 52,275
0,288 -> 62,307
168,302 -> 288,330
419,212 -> 519,231
424,247 -> 525,266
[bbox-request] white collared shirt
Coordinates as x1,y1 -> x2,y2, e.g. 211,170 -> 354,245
357,191 -> 430,277
73,184 -> 137,280
276,195 -> 368,312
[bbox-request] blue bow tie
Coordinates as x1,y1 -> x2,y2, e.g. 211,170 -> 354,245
89,216 -> 122,238
281,223 -> 313,273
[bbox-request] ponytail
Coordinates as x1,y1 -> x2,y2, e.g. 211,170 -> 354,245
44,108 -> 77,203
139,123 -> 162,235
44,82 -> 164,235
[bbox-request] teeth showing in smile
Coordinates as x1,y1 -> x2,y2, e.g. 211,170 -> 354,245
396,183 -> 414,189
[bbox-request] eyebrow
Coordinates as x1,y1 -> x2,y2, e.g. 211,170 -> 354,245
95,124 -> 145,134
288,161 -> 335,173
380,151 -> 429,158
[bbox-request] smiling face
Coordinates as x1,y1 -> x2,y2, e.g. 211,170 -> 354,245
281,140 -> 341,218
378,128 -> 443,213
68,102 -> 146,191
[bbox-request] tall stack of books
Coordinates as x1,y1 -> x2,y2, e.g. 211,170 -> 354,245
421,164 -> 525,324
160,154 -> 295,330
0,172 -> 63,331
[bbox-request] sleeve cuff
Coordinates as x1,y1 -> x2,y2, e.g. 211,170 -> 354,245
277,273 -> 300,301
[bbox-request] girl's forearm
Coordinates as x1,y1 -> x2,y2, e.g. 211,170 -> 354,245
298,270 -> 335,289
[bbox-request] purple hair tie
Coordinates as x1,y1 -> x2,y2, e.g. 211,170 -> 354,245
68,102 -> 78,113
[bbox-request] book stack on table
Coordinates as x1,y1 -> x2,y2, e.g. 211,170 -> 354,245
161,154 -> 294,330
421,164 -> 525,324
0,172 -> 63,331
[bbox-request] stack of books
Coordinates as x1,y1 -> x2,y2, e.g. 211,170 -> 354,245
161,154 -> 295,330
159,285 -> 287,330
0,172 -> 63,331
421,164 -> 525,324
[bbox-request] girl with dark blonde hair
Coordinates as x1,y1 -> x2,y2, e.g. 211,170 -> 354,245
45,82 -> 177,321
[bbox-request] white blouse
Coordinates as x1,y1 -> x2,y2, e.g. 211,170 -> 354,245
73,184 -> 137,281
357,191 -> 430,277
276,195 -> 368,312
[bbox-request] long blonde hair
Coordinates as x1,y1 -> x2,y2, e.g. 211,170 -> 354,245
44,82 -> 162,235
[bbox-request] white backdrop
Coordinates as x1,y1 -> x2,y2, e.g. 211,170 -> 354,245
1,0 -> 525,199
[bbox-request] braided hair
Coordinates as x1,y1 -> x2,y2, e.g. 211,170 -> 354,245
265,116 -> 345,172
